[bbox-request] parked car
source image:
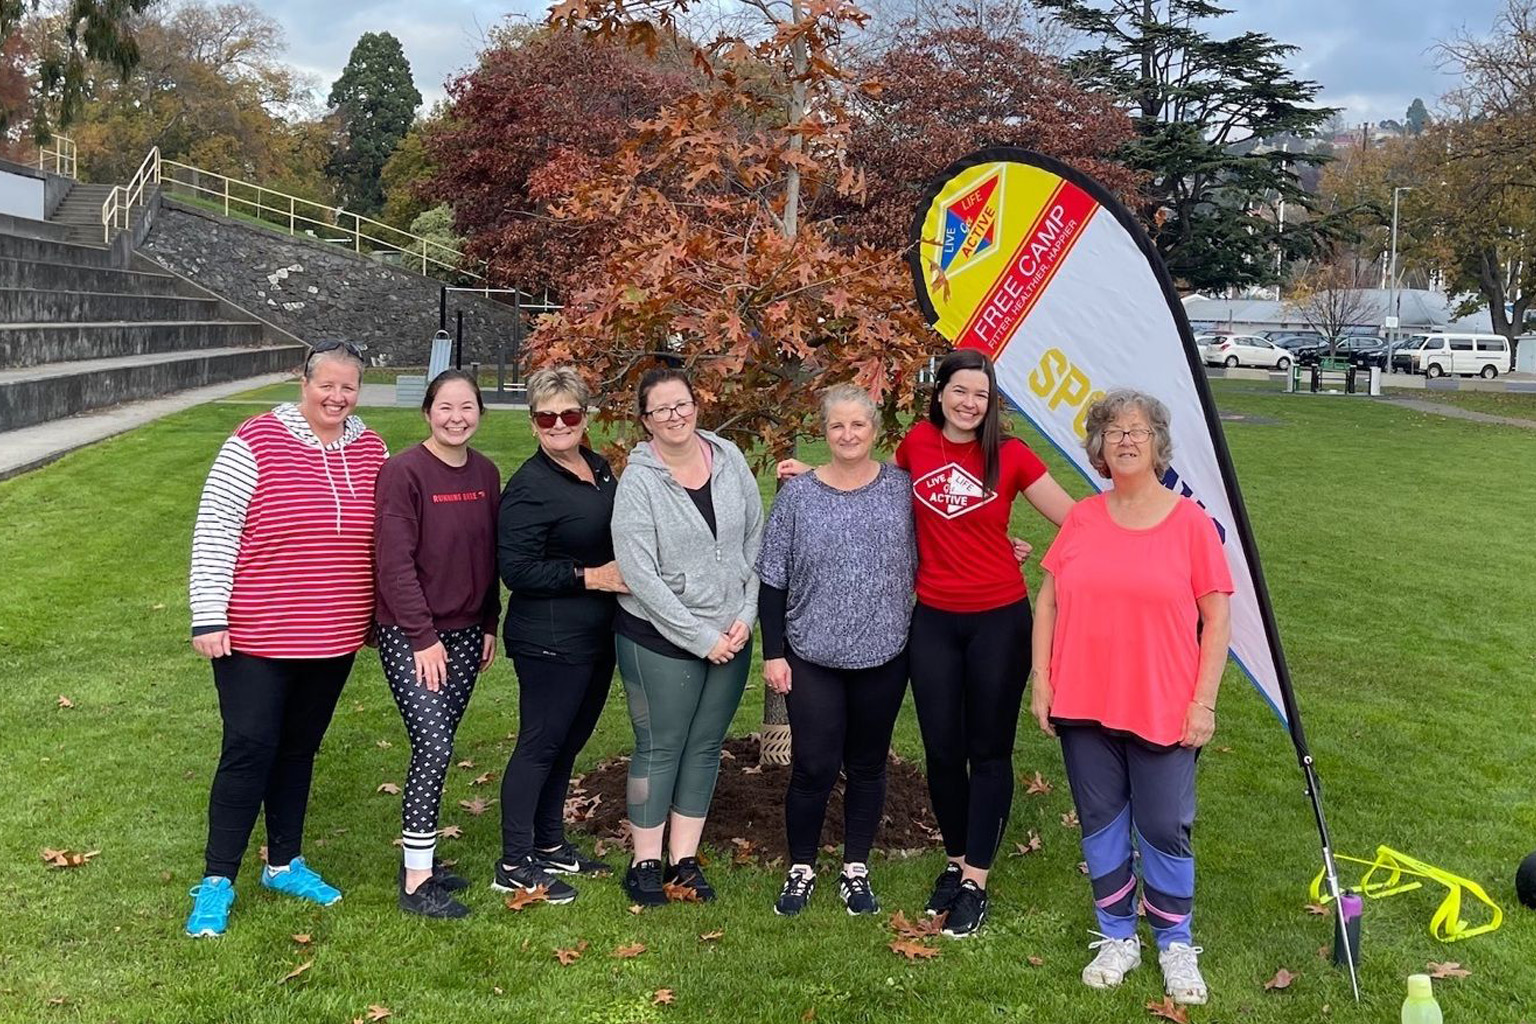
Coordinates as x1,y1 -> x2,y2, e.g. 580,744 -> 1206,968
1389,335 -> 1430,373
1200,333 -> 1294,370
1269,333 -> 1327,365
1413,333 -> 1512,378
1326,336 -> 1388,368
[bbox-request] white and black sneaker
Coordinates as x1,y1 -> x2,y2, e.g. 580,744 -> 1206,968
534,841 -> 611,876
491,855 -> 576,904
837,865 -> 879,915
940,879 -> 988,938
925,862 -> 963,916
774,866 -> 816,916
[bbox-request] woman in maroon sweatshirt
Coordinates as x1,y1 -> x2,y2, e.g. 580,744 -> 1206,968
374,369 -> 501,918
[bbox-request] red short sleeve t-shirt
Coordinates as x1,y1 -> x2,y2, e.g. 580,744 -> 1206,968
894,419 -> 1048,613
1040,493 -> 1234,746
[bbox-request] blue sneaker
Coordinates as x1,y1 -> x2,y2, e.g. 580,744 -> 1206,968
185,876 -> 235,938
261,856 -> 342,906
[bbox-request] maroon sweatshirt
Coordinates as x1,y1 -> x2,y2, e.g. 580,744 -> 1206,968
374,443 -> 501,650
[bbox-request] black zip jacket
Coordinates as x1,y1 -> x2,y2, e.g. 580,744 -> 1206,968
498,446 -> 618,663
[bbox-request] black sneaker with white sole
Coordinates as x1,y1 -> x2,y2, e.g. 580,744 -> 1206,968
625,859 -> 667,907
665,857 -> 716,902
399,876 -> 470,919
774,867 -> 815,916
491,855 -> 577,904
925,862 -> 963,916
940,879 -> 988,938
837,870 -> 879,915
534,841 -> 611,876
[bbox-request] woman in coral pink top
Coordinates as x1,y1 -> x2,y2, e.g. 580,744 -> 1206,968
1031,389 -> 1232,1008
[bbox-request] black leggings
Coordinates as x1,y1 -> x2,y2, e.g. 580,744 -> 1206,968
379,625 -> 484,870
499,651 -> 614,863
908,598 -> 1032,870
204,650 -> 354,879
784,647 -> 908,866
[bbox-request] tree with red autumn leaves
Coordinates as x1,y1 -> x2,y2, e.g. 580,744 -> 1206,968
836,9 -> 1140,252
423,26 -> 692,296
526,0 -> 938,460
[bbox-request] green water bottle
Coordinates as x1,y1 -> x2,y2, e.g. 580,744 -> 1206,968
1401,974 -> 1443,1024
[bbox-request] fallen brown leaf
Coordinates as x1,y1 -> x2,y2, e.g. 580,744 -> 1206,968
612,942 -> 646,959
554,940 -> 589,966
1011,831 -> 1043,857
1316,945 -> 1330,960
1144,995 -> 1189,1022
627,904 -> 643,915
741,765 -> 763,775
1265,968 -> 1298,991
800,1009 -> 815,1023
259,844 -> 268,863
362,1007 -> 392,1023
1078,861 -> 1090,874
375,739 -> 392,749
45,997 -> 68,1007
699,930 -> 725,942
56,695 -> 74,709
1426,961 -> 1471,979
291,933 -> 312,945
663,881 -> 701,903
457,759 -> 476,769
731,837 -> 756,865
1026,955 -> 1044,967
40,847 -> 100,869
277,960 -> 313,985
376,782 -> 401,795
436,825 -> 463,840
889,939 -> 940,960
1304,902 -> 1331,916
505,886 -> 549,911
1217,745 -> 1234,754
889,910 -> 943,939
1061,811 -> 1080,829
472,772 -> 495,786
652,988 -> 675,1006
1023,771 -> 1053,795
459,798 -> 491,816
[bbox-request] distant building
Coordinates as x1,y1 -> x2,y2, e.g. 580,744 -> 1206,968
1183,289 -> 1494,336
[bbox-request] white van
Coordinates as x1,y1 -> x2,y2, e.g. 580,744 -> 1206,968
1414,333 -> 1512,379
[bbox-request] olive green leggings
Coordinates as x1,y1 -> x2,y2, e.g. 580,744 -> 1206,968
616,635 -> 751,828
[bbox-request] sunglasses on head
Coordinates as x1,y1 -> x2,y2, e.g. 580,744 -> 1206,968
304,340 -> 364,372
532,409 -> 585,429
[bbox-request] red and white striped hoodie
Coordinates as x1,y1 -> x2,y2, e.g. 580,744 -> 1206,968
190,403 -> 389,659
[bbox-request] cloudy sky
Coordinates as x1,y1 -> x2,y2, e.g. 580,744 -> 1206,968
263,0 -> 1504,127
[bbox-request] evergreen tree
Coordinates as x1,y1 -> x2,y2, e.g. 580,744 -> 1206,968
326,31 -> 421,215
1033,0 -> 1339,291
1405,97 -> 1430,135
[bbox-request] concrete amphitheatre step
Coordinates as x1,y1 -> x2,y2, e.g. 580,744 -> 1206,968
0,345 -> 306,432
0,258 -> 183,294
0,233 -> 116,268
0,288 -> 221,323
0,321 -> 266,370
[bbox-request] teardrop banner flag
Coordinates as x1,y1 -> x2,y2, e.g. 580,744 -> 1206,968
908,148 -> 1359,1000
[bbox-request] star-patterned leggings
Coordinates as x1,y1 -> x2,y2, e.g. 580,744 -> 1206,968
379,624 -> 484,871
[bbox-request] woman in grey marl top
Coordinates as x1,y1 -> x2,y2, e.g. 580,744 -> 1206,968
756,384 -> 916,919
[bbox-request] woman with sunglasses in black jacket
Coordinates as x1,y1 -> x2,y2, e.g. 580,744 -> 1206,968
492,366 -> 628,905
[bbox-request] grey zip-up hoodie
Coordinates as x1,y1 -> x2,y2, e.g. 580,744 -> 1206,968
612,429 -> 764,659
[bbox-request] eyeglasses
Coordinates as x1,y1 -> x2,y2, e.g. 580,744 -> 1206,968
532,409 -> 585,429
304,340 -> 363,373
644,399 -> 696,422
1104,427 -> 1153,444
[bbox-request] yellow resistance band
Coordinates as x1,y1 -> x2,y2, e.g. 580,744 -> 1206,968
1309,845 -> 1502,943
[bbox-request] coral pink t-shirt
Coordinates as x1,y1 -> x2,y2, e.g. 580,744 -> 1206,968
1040,493 -> 1234,746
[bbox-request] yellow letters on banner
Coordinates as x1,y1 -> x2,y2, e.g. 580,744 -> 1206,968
1307,846 -> 1502,943
1027,347 -> 1105,438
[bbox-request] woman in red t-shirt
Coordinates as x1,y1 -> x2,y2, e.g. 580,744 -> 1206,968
1031,389 -> 1232,1006
894,348 -> 1074,937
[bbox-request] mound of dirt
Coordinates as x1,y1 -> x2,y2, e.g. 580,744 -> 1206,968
566,736 -> 943,865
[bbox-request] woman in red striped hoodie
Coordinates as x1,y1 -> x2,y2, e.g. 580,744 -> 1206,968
183,342 -> 388,939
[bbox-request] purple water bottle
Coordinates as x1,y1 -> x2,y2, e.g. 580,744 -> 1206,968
1332,890 -> 1362,967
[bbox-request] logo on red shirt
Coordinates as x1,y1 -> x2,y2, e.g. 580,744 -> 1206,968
912,464 -> 996,519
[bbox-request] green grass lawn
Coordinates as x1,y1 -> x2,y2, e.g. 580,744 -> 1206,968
1405,388 -> 1536,423
2,385 -> 1534,1023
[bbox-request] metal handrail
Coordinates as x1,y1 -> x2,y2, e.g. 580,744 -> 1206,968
37,135 -> 76,178
96,148 -> 482,280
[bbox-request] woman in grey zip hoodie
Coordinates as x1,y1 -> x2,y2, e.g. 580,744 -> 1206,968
611,367 -> 764,907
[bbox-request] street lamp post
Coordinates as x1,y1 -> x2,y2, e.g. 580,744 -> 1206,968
1387,185 -> 1414,371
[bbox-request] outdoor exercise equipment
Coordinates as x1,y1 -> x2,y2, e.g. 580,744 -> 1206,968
1309,846 -> 1503,943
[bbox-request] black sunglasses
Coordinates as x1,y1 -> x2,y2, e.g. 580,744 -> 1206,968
304,340 -> 364,372
532,409 -> 585,428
